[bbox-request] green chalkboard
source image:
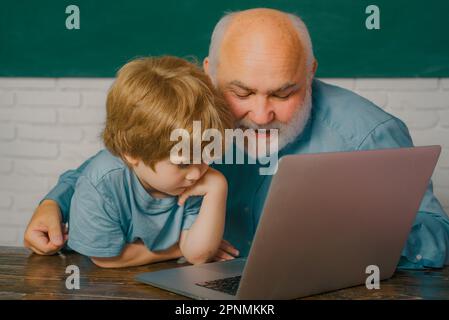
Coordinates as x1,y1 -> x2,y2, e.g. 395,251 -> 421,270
1,0 -> 449,77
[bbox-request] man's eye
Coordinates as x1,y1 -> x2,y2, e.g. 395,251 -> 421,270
177,164 -> 190,169
272,92 -> 292,100
234,92 -> 252,98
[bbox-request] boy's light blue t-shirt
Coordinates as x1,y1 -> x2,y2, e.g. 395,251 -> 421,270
67,150 -> 201,258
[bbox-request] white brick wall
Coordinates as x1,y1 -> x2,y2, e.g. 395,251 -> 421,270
0,78 -> 110,246
0,77 -> 448,246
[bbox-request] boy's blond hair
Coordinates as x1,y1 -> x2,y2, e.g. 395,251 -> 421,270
102,56 -> 234,168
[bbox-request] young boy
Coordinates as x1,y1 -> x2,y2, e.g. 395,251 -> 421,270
67,56 -> 234,268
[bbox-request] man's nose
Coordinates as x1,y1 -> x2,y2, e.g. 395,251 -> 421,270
248,96 -> 274,125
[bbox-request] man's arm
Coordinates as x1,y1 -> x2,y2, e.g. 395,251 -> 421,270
24,152 -> 101,255
23,199 -> 67,255
358,117 -> 449,269
399,181 -> 449,268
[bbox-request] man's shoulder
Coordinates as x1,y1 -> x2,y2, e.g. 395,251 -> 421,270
311,79 -> 399,147
79,149 -> 126,187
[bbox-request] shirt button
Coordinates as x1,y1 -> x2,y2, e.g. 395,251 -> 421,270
244,207 -> 249,213
416,254 -> 422,261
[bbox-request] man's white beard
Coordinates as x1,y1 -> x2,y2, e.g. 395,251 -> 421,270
236,85 -> 313,158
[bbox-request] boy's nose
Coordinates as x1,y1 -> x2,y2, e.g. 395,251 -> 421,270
185,166 -> 202,182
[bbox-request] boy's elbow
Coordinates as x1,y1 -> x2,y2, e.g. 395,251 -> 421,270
186,256 -> 210,265
183,251 -> 214,265
179,236 -> 216,265
91,257 -> 125,268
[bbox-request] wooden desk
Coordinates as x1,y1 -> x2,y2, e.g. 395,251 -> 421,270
1,246 -> 448,300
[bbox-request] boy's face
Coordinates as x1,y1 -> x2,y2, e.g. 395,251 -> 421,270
125,155 -> 209,198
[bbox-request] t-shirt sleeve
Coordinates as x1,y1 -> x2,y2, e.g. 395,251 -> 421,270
68,176 -> 125,258
42,152 -> 99,223
181,196 -> 203,231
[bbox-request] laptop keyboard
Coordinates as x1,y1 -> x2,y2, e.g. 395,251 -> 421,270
196,275 -> 241,296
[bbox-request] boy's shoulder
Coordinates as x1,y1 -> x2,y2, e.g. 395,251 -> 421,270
80,149 -> 127,187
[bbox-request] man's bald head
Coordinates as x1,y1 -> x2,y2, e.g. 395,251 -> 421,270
206,8 -> 315,82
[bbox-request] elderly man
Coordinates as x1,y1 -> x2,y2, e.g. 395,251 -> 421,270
24,8 -> 449,269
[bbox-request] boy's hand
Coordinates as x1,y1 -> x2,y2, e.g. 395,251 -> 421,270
178,167 -> 227,206
24,200 -> 68,255
177,167 -> 228,264
212,239 -> 240,262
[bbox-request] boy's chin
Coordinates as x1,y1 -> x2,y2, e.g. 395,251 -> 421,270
172,187 -> 187,195
149,189 -> 181,198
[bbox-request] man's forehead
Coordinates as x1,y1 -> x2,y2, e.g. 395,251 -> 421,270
217,40 -> 306,86
220,36 -> 304,69
227,79 -> 301,93
218,53 -> 306,92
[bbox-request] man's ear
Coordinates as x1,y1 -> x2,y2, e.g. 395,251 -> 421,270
203,57 -> 210,76
312,59 -> 318,77
123,154 -> 139,167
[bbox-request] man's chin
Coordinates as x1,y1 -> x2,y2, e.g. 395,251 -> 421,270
255,130 -> 271,139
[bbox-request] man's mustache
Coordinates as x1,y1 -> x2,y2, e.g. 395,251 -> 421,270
236,119 -> 283,131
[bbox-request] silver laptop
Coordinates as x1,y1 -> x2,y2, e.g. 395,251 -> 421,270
135,146 -> 441,299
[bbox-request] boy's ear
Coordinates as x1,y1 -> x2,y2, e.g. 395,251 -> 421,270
123,154 -> 139,167
203,57 -> 210,76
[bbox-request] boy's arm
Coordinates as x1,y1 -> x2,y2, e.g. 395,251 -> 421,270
91,240 -> 182,268
178,168 -> 228,265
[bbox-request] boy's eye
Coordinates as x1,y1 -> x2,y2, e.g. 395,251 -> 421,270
177,164 -> 190,169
